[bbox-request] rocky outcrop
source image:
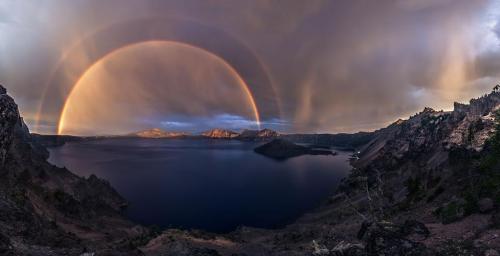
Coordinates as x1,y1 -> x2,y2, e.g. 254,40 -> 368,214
201,128 -> 239,139
0,85 -> 145,255
130,128 -> 189,138
254,139 -> 335,160
356,90 -> 500,170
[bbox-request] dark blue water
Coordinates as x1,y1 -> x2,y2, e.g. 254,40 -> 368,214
48,138 -> 351,233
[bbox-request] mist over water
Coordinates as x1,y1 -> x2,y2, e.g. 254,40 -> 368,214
48,138 -> 351,232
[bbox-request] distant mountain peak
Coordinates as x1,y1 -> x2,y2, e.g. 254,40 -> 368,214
238,128 -> 279,140
201,128 -> 239,139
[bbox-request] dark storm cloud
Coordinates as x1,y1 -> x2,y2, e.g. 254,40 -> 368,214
0,0 -> 498,134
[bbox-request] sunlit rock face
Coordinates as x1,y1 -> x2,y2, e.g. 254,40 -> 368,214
58,41 -> 259,136
201,128 -> 239,139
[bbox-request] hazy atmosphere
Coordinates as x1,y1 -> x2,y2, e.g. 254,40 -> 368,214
1,0 -> 500,135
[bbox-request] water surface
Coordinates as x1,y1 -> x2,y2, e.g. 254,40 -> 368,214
48,138 -> 351,233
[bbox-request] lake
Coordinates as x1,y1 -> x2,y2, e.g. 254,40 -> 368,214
48,138 -> 351,233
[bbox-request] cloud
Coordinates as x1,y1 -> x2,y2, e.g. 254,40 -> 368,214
156,114 -> 290,133
0,0 -> 498,134
161,121 -> 193,128
396,0 -> 454,11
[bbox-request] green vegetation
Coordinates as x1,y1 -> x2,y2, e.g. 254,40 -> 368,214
405,177 -> 425,203
435,200 -> 466,224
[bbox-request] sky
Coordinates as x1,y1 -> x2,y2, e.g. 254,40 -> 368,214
1,0 -> 500,135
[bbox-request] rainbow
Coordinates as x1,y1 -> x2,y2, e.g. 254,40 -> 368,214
57,40 -> 261,135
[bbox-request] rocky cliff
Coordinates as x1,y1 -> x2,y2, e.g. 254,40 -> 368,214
0,85 -> 146,255
237,128 -> 279,141
201,128 -> 239,139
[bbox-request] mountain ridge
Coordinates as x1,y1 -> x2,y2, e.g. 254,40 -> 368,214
201,128 -> 239,139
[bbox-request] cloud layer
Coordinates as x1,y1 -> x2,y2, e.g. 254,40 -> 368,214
0,0 -> 498,134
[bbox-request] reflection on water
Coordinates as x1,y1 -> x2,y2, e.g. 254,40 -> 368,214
48,138 -> 351,233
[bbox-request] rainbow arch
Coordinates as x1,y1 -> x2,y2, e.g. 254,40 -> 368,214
57,40 -> 261,134
36,17 -> 281,134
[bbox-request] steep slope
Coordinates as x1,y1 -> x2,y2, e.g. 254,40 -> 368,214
0,86 -> 145,255
353,90 -> 500,202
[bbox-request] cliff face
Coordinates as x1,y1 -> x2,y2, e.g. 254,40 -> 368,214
237,128 -> 279,140
330,89 -> 500,254
201,128 -> 239,139
355,91 -> 500,182
0,86 -> 144,255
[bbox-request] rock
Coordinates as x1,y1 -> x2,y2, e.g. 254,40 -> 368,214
257,128 -> 279,138
357,220 -> 429,255
201,128 -> 239,139
479,198 -> 494,213
0,85 -> 6,95
330,240 -> 364,255
311,240 -> 329,255
485,249 -> 500,256
237,128 -> 279,141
